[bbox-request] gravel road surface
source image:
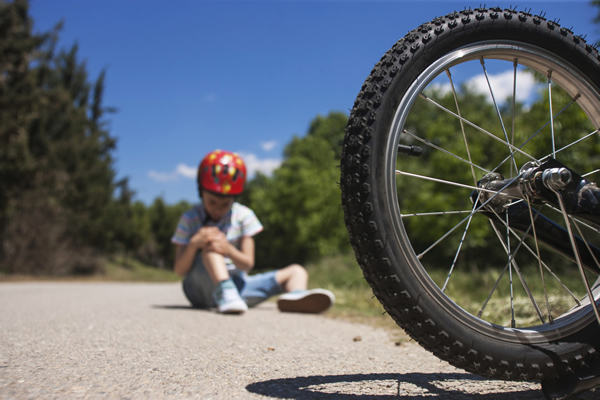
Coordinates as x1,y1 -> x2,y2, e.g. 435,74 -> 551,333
1,282 -> 597,399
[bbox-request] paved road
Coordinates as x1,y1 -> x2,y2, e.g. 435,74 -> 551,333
0,282 -> 595,399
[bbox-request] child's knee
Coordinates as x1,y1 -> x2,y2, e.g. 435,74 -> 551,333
289,264 -> 308,279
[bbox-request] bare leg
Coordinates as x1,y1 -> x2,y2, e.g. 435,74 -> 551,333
275,264 -> 308,292
202,250 -> 230,284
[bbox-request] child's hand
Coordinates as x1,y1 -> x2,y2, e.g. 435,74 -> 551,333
205,234 -> 230,256
190,227 -> 224,250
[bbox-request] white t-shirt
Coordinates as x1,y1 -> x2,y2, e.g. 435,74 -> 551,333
171,202 -> 263,270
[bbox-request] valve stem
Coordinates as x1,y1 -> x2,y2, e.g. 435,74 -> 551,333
397,144 -> 423,157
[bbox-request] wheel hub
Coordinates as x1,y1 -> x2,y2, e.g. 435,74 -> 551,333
476,159 -> 600,227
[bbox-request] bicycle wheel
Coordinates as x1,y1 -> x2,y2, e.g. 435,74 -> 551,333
341,7 -> 600,381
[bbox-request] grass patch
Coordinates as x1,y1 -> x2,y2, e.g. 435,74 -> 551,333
427,267 -> 590,326
305,253 -> 593,340
0,255 -> 181,283
103,255 -> 181,282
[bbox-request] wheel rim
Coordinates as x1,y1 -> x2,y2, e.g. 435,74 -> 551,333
386,41 -> 600,343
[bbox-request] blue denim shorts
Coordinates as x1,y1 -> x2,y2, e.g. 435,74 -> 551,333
183,253 -> 284,309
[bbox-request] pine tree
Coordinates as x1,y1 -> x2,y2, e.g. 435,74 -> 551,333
0,0 -> 120,275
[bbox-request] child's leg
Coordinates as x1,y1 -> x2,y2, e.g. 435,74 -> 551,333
202,250 -> 247,314
183,251 -> 247,313
274,264 -> 308,292
238,270 -> 284,307
202,250 -> 230,284
182,253 -> 217,308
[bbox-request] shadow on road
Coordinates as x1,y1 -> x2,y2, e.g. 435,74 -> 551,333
246,372 -> 542,399
151,305 -> 199,311
152,302 -> 279,312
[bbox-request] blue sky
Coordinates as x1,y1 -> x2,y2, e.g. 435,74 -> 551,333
29,0 -> 600,204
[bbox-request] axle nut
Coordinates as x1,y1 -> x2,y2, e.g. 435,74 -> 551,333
542,167 -> 572,191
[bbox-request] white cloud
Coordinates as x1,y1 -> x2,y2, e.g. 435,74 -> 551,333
238,152 -> 282,177
428,82 -> 453,97
261,140 -> 277,152
148,163 -> 197,182
428,69 -> 538,105
147,170 -> 178,182
465,69 -> 537,104
176,163 -> 197,178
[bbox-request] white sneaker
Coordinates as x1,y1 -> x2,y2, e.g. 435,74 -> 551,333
277,289 -> 335,313
214,283 -> 248,314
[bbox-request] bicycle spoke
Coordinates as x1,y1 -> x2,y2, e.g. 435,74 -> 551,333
395,169 -> 518,198
527,196 -> 553,322
481,57 -> 518,173
546,204 -> 600,235
540,129 -> 600,163
401,210 -> 482,218
510,59 -> 517,178
447,68 -> 478,186
478,253 -> 510,319
402,129 -> 490,174
441,193 -> 481,292
571,217 -> 600,283
506,211 -> 517,327
548,71 -> 557,158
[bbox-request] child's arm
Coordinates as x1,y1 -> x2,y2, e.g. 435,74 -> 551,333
173,243 -> 198,276
206,235 -> 255,272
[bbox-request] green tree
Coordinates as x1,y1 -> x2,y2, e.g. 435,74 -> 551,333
0,0 -> 120,275
0,0 -> 50,259
102,180 -> 152,263
148,198 -> 191,268
244,112 -> 350,269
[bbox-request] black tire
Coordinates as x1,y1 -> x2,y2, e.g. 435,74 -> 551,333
341,7 -> 600,381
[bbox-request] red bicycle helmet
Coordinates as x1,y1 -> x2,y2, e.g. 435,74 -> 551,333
197,150 -> 247,196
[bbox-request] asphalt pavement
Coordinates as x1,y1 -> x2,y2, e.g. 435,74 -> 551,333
0,282 -> 593,399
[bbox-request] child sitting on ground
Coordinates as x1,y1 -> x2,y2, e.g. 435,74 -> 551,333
171,149 -> 335,314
